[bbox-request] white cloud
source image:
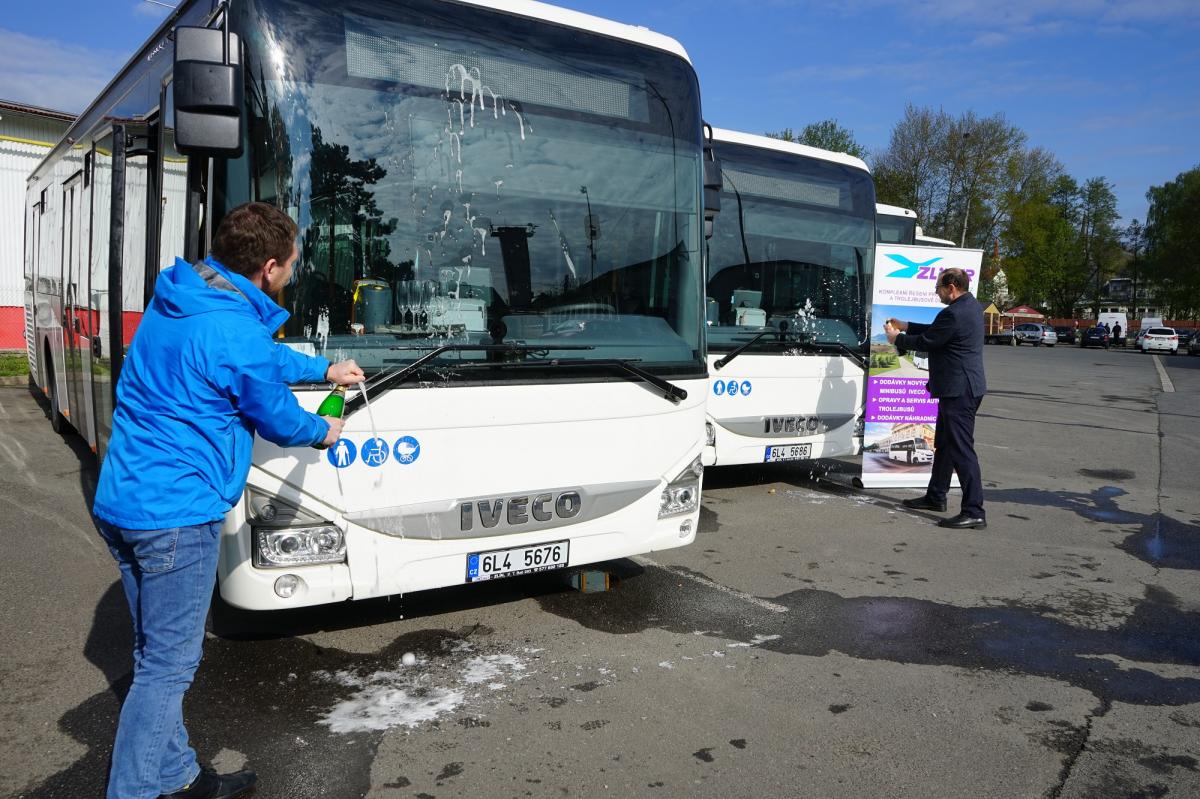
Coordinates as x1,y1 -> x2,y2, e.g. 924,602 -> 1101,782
0,28 -> 128,114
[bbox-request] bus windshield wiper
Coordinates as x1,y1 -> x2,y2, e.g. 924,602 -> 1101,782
713,333 -> 867,372
343,344 -> 593,415
713,330 -> 776,370
450,357 -> 688,404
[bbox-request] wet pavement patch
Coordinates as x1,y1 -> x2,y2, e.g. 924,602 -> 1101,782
1079,468 -> 1136,481
988,486 -> 1200,570
537,565 -> 1200,709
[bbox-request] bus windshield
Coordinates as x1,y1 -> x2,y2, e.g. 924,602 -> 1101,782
876,213 -> 916,245
706,141 -> 874,351
227,0 -> 704,377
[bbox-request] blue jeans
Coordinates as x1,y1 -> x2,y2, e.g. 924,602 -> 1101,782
95,519 -> 221,799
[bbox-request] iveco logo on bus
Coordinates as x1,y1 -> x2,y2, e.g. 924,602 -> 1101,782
884,254 -> 976,283
764,416 -> 821,435
460,491 -> 582,532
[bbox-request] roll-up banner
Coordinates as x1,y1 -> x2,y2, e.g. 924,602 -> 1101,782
862,245 -> 984,488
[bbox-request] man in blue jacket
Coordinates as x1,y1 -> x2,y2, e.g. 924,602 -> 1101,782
92,202 -> 364,799
885,267 -> 987,530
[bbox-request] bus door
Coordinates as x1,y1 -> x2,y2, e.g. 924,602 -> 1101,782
61,171 -> 95,442
90,133 -> 117,457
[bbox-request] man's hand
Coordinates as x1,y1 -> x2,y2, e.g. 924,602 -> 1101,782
884,321 -> 901,345
322,416 -> 345,448
326,359 -> 365,386
886,318 -> 908,332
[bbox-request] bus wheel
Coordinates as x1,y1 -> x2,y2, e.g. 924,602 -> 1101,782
44,352 -> 67,435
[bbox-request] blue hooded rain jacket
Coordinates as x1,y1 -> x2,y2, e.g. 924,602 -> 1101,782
93,256 -> 330,529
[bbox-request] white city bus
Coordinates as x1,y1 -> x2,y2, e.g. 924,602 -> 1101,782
24,0 -> 719,609
875,202 -> 917,246
704,129 -> 874,466
888,436 -> 933,464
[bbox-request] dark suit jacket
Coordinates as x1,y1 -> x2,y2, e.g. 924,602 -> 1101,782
895,293 -> 987,398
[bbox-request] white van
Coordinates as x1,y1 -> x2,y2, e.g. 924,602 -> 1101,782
1097,312 -> 1128,343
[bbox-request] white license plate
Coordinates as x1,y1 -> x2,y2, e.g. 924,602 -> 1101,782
764,443 -> 812,462
466,540 -> 570,583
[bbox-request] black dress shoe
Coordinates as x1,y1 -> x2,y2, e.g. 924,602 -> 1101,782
902,496 -> 947,512
938,513 -> 987,530
160,768 -> 257,799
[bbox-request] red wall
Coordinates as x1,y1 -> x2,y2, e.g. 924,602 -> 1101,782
0,307 -> 23,349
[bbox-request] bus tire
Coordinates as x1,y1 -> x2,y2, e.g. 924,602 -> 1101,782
43,348 -> 67,435
208,583 -> 260,639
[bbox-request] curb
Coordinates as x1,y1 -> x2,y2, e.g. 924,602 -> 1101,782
0,376 -> 30,387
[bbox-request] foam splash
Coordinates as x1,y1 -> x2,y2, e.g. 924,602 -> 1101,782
316,650 -> 529,734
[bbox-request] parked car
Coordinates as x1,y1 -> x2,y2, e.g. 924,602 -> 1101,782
1189,332 -> 1200,356
1014,323 -> 1057,346
1079,326 -> 1111,349
1053,325 -> 1077,344
1140,327 -> 1179,354
1175,329 -> 1195,348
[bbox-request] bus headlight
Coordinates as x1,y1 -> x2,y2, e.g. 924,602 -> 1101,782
253,525 -> 346,568
659,456 -> 702,518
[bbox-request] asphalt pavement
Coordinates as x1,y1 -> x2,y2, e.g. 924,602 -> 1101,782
2,344 -> 1199,798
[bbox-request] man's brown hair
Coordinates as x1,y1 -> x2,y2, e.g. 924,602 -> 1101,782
938,267 -> 970,292
211,202 -> 298,277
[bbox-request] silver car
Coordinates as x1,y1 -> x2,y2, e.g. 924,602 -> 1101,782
1014,323 -> 1058,347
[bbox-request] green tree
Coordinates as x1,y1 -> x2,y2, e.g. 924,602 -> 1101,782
1143,166 -> 1200,319
766,118 -> 867,160
873,105 -> 1026,248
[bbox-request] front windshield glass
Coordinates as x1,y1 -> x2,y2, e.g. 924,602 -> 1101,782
706,141 -> 875,352
226,0 -> 704,378
876,213 -> 915,245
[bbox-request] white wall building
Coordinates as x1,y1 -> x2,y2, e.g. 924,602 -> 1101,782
1,100 -> 74,349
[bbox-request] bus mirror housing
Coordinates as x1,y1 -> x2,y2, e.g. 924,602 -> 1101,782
702,125 -> 722,239
173,26 -> 243,157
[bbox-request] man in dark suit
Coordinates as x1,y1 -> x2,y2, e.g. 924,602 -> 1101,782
884,268 -> 987,529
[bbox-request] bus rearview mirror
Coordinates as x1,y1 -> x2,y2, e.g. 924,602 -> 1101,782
172,26 -> 244,158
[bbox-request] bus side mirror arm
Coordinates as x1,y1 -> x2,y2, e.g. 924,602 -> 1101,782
702,123 -> 722,240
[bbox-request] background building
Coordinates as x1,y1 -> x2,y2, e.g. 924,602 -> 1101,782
1,100 -> 74,349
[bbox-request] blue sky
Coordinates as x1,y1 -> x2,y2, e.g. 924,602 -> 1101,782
2,0 -> 1196,224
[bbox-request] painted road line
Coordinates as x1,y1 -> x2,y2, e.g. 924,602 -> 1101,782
1152,355 -> 1175,393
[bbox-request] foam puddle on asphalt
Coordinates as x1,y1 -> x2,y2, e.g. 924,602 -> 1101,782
315,648 -> 530,733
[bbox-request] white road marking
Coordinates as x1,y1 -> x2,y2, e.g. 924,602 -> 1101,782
1152,355 -> 1175,393
633,555 -> 789,614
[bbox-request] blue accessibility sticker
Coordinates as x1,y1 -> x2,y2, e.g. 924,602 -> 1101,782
740,380 -> 753,396
327,438 -> 357,468
713,380 -> 726,396
360,437 -> 390,467
394,436 -> 421,465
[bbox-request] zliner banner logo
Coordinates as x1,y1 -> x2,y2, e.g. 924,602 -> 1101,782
885,254 -> 942,278
884,253 -> 977,283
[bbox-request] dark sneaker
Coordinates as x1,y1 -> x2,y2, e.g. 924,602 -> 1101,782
901,496 -> 947,512
159,767 -> 257,799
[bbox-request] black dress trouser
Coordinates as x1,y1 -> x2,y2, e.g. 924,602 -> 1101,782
927,392 -> 985,518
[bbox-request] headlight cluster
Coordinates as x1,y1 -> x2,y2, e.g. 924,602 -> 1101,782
659,455 -> 703,518
247,489 -> 346,568
253,525 -> 346,568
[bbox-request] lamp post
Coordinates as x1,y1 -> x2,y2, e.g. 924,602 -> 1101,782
959,130 -> 972,247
